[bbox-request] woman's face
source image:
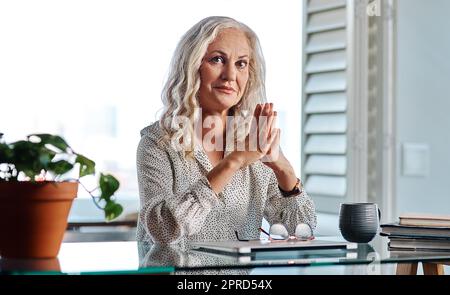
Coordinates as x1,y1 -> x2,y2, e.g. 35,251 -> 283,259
198,28 -> 250,115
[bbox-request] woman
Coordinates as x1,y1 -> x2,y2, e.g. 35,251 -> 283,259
136,16 -> 316,244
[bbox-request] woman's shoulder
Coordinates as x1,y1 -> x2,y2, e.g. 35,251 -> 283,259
137,122 -> 168,155
140,121 -> 164,142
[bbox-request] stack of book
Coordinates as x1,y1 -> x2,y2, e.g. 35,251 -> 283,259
380,213 -> 450,252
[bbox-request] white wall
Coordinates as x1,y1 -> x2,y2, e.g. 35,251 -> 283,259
396,0 -> 450,215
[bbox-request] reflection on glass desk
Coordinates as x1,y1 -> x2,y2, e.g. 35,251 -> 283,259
1,236 -> 449,274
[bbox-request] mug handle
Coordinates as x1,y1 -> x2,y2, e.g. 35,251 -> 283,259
378,208 -> 381,221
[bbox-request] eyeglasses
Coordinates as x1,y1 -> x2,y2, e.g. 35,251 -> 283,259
235,223 -> 314,242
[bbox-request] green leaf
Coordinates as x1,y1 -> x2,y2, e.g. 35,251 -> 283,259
99,173 -> 120,201
75,154 -> 95,177
104,202 -> 123,221
11,141 -> 45,177
38,150 -> 54,169
48,160 -> 74,175
30,134 -> 71,152
0,143 -> 14,163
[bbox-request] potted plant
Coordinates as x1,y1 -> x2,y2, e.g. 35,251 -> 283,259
0,133 -> 123,259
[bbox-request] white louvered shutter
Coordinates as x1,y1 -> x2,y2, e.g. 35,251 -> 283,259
302,0 -> 349,213
301,0 -> 393,218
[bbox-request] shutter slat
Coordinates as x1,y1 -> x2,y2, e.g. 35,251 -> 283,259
307,8 -> 346,34
305,29 -> 346,54
305,92 -> 347,113
305,114 -> 347,134
305,155 -> 347,175
304,114 -> 347,134
305,50 -> 346,74
304,135 -> 347,154
308,0 -> 346,13
305,175 -> 346,197
305,71 -> 346,94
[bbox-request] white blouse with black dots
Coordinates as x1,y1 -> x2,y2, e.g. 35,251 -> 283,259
136,122 -> 317,244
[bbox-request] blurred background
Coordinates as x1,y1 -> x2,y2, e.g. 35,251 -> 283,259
0,0 -> 303,221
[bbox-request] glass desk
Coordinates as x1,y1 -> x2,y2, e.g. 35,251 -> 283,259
1,235 -> 449,275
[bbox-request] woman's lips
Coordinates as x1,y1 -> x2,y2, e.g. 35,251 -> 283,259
214,86 -> 235,94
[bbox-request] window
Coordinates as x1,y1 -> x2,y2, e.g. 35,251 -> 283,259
0,0 -> 303,220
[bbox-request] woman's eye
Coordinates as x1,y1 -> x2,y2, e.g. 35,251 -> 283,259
237,60 -> 248,69
210,56 -> 225,64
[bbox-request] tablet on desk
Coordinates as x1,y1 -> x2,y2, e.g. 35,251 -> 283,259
195,247 -> 358,264
191,239 -> 357,254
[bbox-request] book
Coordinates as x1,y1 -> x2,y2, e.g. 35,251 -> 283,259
388,237 -> 450,251
388,246 -> 450,253
399,213 -> 450,227
380,222 -> 450,238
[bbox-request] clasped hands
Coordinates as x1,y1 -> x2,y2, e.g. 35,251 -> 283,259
230,103 -> 283,170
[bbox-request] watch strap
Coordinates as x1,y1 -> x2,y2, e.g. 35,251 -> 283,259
278,178 -> 303,198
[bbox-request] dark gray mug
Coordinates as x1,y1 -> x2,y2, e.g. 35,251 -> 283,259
339,203 -> 381,243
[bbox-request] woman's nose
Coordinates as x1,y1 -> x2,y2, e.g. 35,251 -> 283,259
220,63 -> 237,81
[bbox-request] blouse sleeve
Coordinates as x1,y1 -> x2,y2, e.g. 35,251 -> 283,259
263,169 -> 317,235
136,135 -> 220,244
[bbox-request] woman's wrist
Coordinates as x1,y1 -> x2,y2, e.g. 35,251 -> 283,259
268,153 -> 289,174
270,156 -> 298,191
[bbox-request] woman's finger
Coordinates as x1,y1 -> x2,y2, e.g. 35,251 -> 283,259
263,103 -> 272,117
270,110 -> 277,132
263,106 -> 277,141
261,128 -> 280,162
258,104 -> 274,151
264,112 -> 276,140
270,128 -> 281,161
254,103 -> 263,133
254,103 -> 262,117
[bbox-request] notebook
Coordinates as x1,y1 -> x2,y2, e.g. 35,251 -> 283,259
399,213 -> 450,227
380,222 -> 450,237
388,237 -> 450,251
191,239 -> 357,254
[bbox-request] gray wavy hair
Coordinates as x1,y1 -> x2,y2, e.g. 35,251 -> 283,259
159,16 -> 266,155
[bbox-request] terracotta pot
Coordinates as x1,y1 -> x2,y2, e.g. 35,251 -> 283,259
0,257 -> 61,273
0,181 -> 78,259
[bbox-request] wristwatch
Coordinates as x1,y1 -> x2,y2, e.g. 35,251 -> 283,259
278,178 -> 303,198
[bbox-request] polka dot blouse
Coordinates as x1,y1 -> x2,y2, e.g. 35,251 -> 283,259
136,122 -> 317,244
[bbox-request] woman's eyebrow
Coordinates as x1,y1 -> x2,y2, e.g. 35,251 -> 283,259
209,50 -> 249,59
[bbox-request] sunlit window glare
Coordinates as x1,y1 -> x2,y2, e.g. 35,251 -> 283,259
0,0 -> 302,220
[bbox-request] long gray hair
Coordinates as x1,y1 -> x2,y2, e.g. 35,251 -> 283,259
159,16 -> 266,155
